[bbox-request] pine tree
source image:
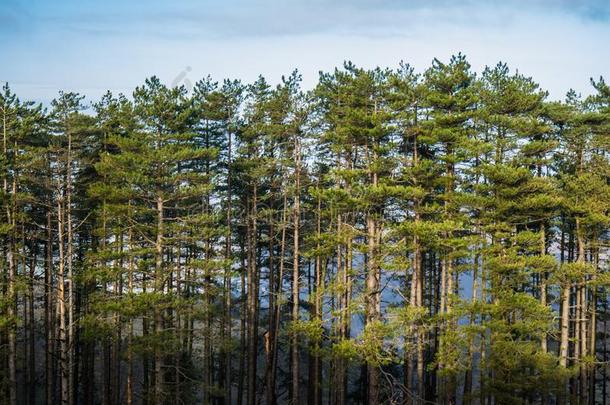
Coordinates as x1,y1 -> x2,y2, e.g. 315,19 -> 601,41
0,59 -> 609,405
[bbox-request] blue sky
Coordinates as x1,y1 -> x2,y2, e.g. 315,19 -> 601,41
1,0 -> 609,103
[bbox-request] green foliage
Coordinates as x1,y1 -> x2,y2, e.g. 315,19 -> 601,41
0,56 -> 609,404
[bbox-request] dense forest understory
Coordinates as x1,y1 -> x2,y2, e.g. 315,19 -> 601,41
1,55 -> 610,404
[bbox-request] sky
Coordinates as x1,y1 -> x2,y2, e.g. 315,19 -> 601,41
1,0 -> 609,104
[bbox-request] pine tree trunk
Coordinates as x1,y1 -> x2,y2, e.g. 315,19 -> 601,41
271,195 -> 288,405
437,257 -> 447,402
264,208 -> 276,405
7,231 -> 16,405
127,209 -> 134,405
540,224 -> 548,354
479,245 -> 487,405
464,240 -> 480,405
223,125 -> 233,405
3,112 -> 17,405
154,195 -> 164,405
103,298 -> 111,405
237,232 -> 247,405
415,237 -> 424,405
311,193 -> 323,405
57,197 -> 69,405
366,214 -> 380,405
143,274 -> 150,402
247,184 -> 259,405
291,137 -> 301,405
602,299 -> 607,405
559,282 -> 571,378
101,201 -> 111,405
66,128 -> 74,405
28,244 -> 36,405
114,256 -> 123,405
577,218 -> 588,402
589,248 -> 599,403
45,195 -> 55,405
407,234 -> 422,405
333,214 -> 346,405
366,155 -> 381,404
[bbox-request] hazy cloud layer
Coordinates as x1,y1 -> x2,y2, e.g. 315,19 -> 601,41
0,0 -> 608,103
3,0 -> 609,38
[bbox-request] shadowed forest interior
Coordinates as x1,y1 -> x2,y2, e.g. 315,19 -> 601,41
1,55 -> 610,404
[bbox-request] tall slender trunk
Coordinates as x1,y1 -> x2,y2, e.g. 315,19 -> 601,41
143,276 -> 150,402
463,247 -> 479,405
602,299 -> 607,405
270,194 -> 288,405
291,137 -> 301,405
333,213 -> 346,405
559,221 -> 573,405
406,247 -> 417,403
6,219 -> 16,405
223,123 -> 233,405
436,146 -> 458,404
66,128 -> 74,405
57,197 -> 69,405
154,195 -> 164,404
311,191 -> 323,405
479,241 -> 488,405
366,148 -> 381,404
265,215 -> 276,405
3,109 -> 17,405
101,199 -> 111,405
203,126 -> 213,405
559,287 -> 571,368
540,224 -> 548,353
576,218 -> 588,402
237,233 -> 247,405
589,247 -> 599,403
406,127 -> 423,405
28,243 -> 36,405
46,184 -> 54,405
127,203 -> 134,405
247,184 -> 259,405
114,234 -> 124,405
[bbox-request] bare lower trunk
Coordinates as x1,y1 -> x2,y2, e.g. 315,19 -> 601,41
247,185 -> 259,405
291,138 -> 301,405
366,214 -> 380,404
311,194 -> 323,405
237,235 -> 247,405
333,215 -> 346,405
28,246 -> 36,405
589,248 -> 599,403
66,128 -> 74,405
540,224 -> 548,354
46,204 -> 54,405
154,195 -> 164,404
57,198 -> 69,404
270,195 -> 288,405
127,207 -> 134,405
5,120 -> 16,405
577,218 -> 587,402
7,244 -> 16,405
559,284 -> 571,369
223,126 -> 233,405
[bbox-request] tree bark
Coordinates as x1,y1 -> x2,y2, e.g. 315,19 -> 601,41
246,184 -> 259,405
57,197 -> 69,405
291,136 -> 302,405
154,194 -> 164,405
366,150 -> 381,404
223,122 -> 233,405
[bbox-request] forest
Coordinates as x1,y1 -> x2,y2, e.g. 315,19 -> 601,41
0,54 -> 609,405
